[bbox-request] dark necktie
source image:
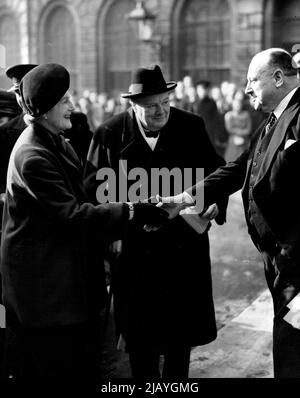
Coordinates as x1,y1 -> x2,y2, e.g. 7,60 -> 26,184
264,112 -> 277,136
144,129 -> 160,138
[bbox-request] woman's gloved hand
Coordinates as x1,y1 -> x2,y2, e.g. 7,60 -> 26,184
132,202 -> 169,227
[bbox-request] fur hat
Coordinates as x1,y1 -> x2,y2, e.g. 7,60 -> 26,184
121,64 -> 177,99
19,63 -> 70,117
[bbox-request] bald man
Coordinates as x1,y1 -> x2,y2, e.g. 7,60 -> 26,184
159,48 -> 300,378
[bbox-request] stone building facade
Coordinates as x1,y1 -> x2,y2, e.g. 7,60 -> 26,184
0,0 -> 299,95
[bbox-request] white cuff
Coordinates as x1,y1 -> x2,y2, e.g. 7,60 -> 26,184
183,191 -> 195,205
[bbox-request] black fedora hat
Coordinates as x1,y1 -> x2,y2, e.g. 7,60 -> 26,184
5,64 -> 38,92
121,64 -> 177,99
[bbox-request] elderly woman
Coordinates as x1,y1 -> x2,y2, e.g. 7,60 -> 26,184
0,63 -> 167,382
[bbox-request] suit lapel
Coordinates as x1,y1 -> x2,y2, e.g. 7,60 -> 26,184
255,93 -> 300,186
241,123 -> 264,193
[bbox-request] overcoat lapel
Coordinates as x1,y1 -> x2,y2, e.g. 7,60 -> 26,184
35,125 -> 85,197
119,109 -> 158,161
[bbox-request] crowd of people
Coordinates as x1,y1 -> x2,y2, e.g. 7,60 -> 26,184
0,47 -> 300,385
69,75 -> 267,161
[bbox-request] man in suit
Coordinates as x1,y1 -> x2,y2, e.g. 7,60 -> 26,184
159,48 -> 300,378
0,63 -> 167,382
84,64 -> 228,378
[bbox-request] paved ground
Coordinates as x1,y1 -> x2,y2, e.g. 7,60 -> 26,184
101,192 -> 274,378
189,289 -> 273,378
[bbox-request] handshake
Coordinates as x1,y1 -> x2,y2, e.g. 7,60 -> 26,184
129,193 -> 219,232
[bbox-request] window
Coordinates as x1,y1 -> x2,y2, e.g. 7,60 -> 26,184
103,0 -> 145,95
178,0 -> 231,85
272,0 -> 300,53
42,5 -> 78,90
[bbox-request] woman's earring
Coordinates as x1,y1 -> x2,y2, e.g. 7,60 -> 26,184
44,114 -> 48,120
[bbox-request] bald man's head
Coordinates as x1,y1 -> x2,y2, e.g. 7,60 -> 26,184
251,48 -> 296,76
245,48 -> 298,112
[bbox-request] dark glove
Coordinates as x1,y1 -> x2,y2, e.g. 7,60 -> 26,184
132,202 -> 169,227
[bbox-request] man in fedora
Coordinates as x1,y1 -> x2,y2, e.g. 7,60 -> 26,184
84,64 -> 228,378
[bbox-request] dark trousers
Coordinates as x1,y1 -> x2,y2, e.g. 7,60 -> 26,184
129,345 -> 191,379
262,251 -> 300,378
1,313 -> 103,384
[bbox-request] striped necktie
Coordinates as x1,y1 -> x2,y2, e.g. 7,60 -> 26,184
264,112 -> 277,135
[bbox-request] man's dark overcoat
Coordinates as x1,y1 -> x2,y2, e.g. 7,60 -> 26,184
84,106 -> 228,350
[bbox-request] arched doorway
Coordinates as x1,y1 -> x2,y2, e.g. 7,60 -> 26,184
172,0 -> 232,85
39,3 -> 79,91
0,10 -> 21,89
97,0 -> 147,96
265,0 -> 300,53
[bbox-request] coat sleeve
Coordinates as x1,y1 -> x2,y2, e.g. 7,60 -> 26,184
187,146 -> 249,211
192,115 -> 230,225
17,148 -> 128,236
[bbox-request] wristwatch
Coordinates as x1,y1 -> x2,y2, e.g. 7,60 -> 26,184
127,202 -> 134,220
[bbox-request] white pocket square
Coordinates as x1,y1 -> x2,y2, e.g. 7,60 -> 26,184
284,139 -> 296,149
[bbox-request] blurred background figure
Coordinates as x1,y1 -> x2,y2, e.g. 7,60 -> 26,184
0,90 -> 21,126
172,80 -> 185,108
184,86 -> 197,113
210,85 -> 228,115
224,97 -> 252,162
194,80 -> 228,157
182,74 -> 193,92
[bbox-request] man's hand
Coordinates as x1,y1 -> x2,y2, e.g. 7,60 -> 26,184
143,193 -> 197,232
200,203 -> 219,221
155,193 -> 193,220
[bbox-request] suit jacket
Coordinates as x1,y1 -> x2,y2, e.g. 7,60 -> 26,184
187,87 -> 300,290
84,106 -> 228,349
0,122 -> 128,327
